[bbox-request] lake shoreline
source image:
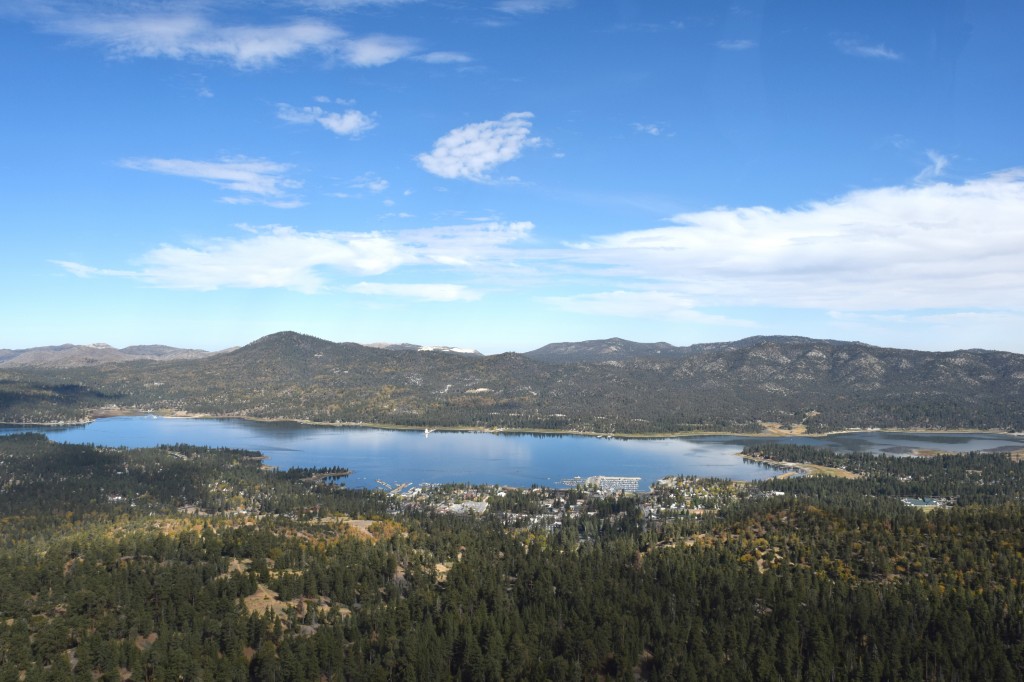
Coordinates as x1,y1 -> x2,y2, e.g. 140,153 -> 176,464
3,408 -> 1019,442
6,413 -> 1023,489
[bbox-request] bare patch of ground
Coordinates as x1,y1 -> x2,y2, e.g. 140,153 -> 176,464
344,519 -> 375,540
244,584 -> 290,617
135,633 -> 158,651
760,422 -> 809,436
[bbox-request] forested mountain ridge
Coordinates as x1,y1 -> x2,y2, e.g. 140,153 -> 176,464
525,337 -> 688,363
0,342 -> 215,368
2,331 -> 1023,432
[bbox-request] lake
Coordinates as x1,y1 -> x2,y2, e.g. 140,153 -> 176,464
2,417 -> 1023,490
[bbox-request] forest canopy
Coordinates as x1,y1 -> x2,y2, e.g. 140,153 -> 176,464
2,434 -> 1024,679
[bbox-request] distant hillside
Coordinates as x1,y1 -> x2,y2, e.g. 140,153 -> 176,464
525,337 -> 688,363
524,335 -> 838,363
2,331 -> 1023,433
0,343 -> 214,368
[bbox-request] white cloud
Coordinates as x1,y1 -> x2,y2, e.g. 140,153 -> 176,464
37,8 -> 428,69
543,291 -> 753,325
564,170 -> 1024,311
835,39 -> 901,60
349,282 -> 482,301
57,221 -> 533,293
59,170 -> 1024,323
417,112 -> 540,182
415,51 -> 472,64
49,13 -> 345,69
716,39 -> 756,50
140,226 -> 407,293
119,156 -> 302,206
277,103 -> 376,137
319,110 -> 376,135
342,34 -> 418,66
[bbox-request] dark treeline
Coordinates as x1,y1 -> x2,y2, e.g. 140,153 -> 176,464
747,442 -> 1024,504
2,434 -> 1024,679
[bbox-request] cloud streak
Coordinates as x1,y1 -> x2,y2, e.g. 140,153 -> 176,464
415,51 -> 472,64
914,150 -> 949,184
835,39 -> 901,60
56,221 -> 534,294
32,7 -> 434,69
542,290 -> 753,325
119,156 -> 302,206
494,0 -> 571,14
50,13 -> 344,68
349,282 -> 482,301
417,112 -> 540,182
716,39 -> 756,50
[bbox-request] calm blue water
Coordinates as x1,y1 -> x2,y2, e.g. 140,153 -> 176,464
2,417 -> 1022,490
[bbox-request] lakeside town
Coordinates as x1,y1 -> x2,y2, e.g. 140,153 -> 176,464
381,475 -> 775,528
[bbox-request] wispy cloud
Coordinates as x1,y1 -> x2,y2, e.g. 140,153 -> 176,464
633,123 -> 666,137
417,112 -> 540,182
401,221 -> 534,267
119,156 -> 302,206
716,39 -> 756,50
415,51 -> 472,64
350,173 -> 390,192
48,13 -> 344,69
298,0 -> 421,8
61,225 -> 409,293
914,150 -> 949,184
835,39 -> 901,60
564,170 -> 1024,311
277,103 -> 376,137
607,21 -> 686,33
342,34 -> 418,66
543,290 -> 753,325
32,7 -> 431,69
51,261 -> 137,280
56,221 -> 533,293
349,282 -> 482,301
494,0 -> 571,14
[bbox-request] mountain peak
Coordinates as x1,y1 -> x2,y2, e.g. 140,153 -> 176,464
525,337 -> 681,363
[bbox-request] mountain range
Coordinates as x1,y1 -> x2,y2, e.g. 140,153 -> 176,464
2,332 -> 1022,434
0,343 -> 215,368
0,341 -> 483,369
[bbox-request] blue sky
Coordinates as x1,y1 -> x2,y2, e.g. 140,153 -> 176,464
2,0 -> 1023,354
